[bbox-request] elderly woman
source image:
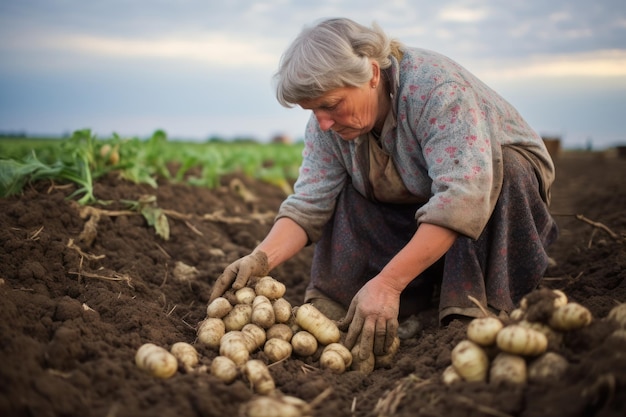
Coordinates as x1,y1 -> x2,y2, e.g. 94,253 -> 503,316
210,18 -> 558,358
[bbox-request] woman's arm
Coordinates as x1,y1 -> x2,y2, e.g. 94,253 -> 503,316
255,217 -> 309,270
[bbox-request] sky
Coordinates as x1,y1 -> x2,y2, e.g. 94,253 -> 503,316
0,0 -> 625,149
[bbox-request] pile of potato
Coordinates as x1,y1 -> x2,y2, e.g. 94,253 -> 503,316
442,288 -> 626,385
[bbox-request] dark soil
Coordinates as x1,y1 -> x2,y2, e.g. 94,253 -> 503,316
1,150 -> 625,417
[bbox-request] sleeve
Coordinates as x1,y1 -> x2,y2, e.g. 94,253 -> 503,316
276,115 -> 349,243
414,81 -> 502,240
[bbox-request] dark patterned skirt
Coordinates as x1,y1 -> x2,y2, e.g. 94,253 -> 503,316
306,147 -> 559,323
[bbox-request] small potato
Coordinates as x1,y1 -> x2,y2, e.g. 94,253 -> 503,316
223,304 -> 253,331
206,297 -> 233,319
518,320 -> 563,350
442,365 -> 463,385
235,287 -> 257,304
527,352 -> 569,382
243,359 -> 275,394
210,355 -> 238,383
240,394 -> 311,417
251,296 -> 276,329
467,317 -> 504,346
264,338 -> 293,363
320,350 -> 346,374
496,325 -> 547,356
489,352 -> 527,384
291,331 -> 318,357
607,303 -> 626,329
170,342 -> 199,372
255,276 -> 286,299
266,324 -> 293,342
197,318 -> 225,350
241,323 -> 267,351
273,298 -> 293,323
135,343 -> 178,379
295,303 -> 341,345
375,336 -> 400,369
219,332 -> 250,365
549,302 -> 593,331
350,344 -> 375,374
451,340 -> 489,382
323,343 -> 352,368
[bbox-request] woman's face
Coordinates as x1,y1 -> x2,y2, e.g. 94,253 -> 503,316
298,81 -> 379,141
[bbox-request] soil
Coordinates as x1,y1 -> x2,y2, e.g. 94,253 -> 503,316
1,150 -> 625,417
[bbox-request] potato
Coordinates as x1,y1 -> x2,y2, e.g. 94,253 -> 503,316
549,302 -> 593,331
496,325 -> 547,356
266,323 -> 293,342
206,297 -> 233,318
219,331 -> 250,365
607,303 -> 626,329
451,340 -> 489,382
264,338 -> 293,363
323,343 -> 352,368
350,344 -> 375,374
291,331 -> 318,357
240,394 -> 311,417
135,343 -> 178,379
273,298 -> 293,323
241,323 -> 267,351
295,303 -> 341,345
466,317 -> 503,346
223,304 -> 253,331
251,296 -> 276,329
527,352 -> 569,382
441,365 -> 463,385
170,342 -> 199,372
518,320 -> 563,350
243,359 -> 275,394
375,336 -> 400,369
235,287 -> 257,304
210,355 -> 238,383
197,317 -> 225,349
254,276 -> 286,299
489,352 -> 527,384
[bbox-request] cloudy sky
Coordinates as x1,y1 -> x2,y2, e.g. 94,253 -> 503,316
1,0 -> 625,149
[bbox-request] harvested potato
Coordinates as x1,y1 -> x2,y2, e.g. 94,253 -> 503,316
206,297 -> 233,319
489,352 -> 527,384
295,303 -> 341,345
135,343 -> 178,379
496,325 -> 547,356
240,394 -> 311,417
251,295 -> 276,329
219,331 -> 250,365
466,317 -> 503,346
322,343 -> 352,368
518,320 -> 563,350
235,287 -> 257,304
210,355 -> 239,383
549,302 -> 593,331
451,340 -> 489,382
243,359 -> 275,394
264,338 -> 293,363
241,323 -> 267,352
255,276 -> 286,299
350,343 -> 375,374
273,298 -> 293,323
197,318 -> 226,350
223,304 -> 253,331
291,331 -> 318,357
607,303 -> 626,329
266,323 -> 293,342
527,352 -> 569,382
170,342 -> 199,372
441,365 -> 463,385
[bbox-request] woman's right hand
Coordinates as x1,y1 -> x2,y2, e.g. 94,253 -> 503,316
209,251 -> 269,302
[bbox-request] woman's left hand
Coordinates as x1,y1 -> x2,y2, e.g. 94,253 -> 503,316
337,277 -> 401,360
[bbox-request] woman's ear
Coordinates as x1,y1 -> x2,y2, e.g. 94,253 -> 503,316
370,60 -> 381,89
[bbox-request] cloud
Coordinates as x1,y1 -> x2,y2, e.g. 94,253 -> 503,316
438,5 -> 490,23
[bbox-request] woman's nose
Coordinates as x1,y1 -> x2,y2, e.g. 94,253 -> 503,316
314,111 -> 334,131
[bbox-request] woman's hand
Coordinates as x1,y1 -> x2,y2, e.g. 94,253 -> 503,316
209,251 -> 269,302
338,276 -> 402,360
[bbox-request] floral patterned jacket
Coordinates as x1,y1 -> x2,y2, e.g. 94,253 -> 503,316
277,46 -> 555,242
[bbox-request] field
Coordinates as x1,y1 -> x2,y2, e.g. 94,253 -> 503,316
0,136 -> 625,417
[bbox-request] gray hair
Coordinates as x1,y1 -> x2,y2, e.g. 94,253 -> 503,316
274,18 -> 401,107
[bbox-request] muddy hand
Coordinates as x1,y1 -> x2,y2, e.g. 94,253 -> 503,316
209,251 -> 269,302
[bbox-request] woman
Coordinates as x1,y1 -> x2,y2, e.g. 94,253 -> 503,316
210,18 -> 558,359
